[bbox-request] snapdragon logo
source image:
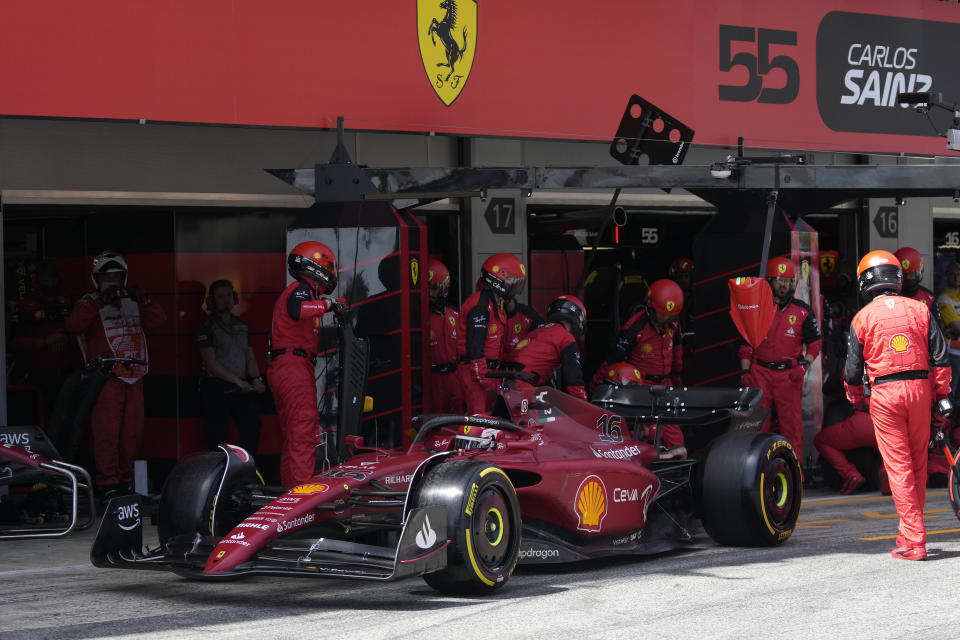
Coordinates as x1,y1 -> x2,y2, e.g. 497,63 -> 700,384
518,547 -> 560,560
816,12 -> 959,135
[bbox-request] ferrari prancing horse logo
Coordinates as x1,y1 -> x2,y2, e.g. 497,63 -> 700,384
417,0 -> 478,106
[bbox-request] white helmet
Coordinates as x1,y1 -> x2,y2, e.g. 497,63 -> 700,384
91,251 -> 128,288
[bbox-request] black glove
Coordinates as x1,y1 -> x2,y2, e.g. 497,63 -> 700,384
123,285 -> 142,303
99,285 -> 122,306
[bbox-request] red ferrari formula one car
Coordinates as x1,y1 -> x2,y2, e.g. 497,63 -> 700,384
92,381 -> 802,595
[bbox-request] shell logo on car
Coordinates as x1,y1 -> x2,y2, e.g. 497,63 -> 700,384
290,483 -> 329,495
575,475 -> 608,532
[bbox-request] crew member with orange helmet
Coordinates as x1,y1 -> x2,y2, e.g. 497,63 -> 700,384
267,241 -> 345,487
603,279 -> 685,453
510,295 -> 587,399
425,258 -> 465,413
457,253 -> 526,413
738,257 -> 821,463
844,250 -> 952,560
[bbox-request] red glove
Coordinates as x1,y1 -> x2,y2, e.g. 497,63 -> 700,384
846,384 -> 868,411
788,365 -> 806,383
567,385 -> 588,401
740,370 -> 757,388
934,411 -> 951,434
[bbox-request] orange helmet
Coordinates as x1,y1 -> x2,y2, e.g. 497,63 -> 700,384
546,294 -> 587,337
646,279 -> 684,317
893,247 -> 923,275
480,253 -> 526,299
288,241 -> 338,294
766,257 -> 797,279
856,250 -> 901,299
604,362 -> 646,386
668,258 -> 695,277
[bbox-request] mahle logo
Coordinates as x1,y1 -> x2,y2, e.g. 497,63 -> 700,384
417,0 -> 477,106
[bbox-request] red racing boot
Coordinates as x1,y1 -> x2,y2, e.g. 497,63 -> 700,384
890,545 -> 927,561
839,472 -> 866,495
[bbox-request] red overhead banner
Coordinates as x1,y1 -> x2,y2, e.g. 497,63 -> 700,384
1,1 -> 959,155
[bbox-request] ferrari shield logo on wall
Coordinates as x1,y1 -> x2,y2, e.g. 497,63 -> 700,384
417,0 -> 477,106
410,258 -> 419,286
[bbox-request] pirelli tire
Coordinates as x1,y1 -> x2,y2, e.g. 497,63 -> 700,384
415,460 -> 522,595
700,431 -> 801,547
158,451 -> 245,546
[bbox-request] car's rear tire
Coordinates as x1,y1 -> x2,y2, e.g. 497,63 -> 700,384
416,460 -> 521,595
700,431 -> 801,546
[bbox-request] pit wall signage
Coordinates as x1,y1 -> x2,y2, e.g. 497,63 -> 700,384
0,1 -> 957,155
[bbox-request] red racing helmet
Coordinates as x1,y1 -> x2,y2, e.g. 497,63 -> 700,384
893,247 -> 923,275
646,279 -> 684,317
766,257 -> 797,279
546,294 -> 587,337
288,241 -> 338,294
604,362 -> 646,386
427,258 -> 450,301
481,253 -> 526,299
856,250 -> 902,298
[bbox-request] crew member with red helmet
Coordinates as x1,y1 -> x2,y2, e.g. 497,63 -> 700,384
457,253 -> 526,413
845,250 -> 952,560
65,251 -> 166,499
668,257 -> 695,373
510,295 -> 587,399
425,259 -> 465,413
894,247 -> 938,315
267,241 -> 345,487
738,257 -> 821,462
601,279 -> 685,453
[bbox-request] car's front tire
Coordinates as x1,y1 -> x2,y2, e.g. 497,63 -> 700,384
416,460 -> 521,595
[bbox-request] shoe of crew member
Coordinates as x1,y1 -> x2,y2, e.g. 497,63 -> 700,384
890,544 -> 927,561
839,471 -> 866,495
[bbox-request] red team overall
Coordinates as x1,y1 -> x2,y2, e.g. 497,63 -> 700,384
425,259 -> 465,413
510,295 -> 588,399
844,250 -> 952,560
457,254 -> 526,413
608,279 -> 685,451
267,241 -> 344,487
65,251 -> 166,494
738,257 -> 821,463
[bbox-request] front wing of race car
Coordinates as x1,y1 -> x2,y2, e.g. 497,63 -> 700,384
91,494 -> 450,581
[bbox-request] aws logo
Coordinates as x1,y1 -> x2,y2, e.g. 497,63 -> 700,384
417,0 -> 478,106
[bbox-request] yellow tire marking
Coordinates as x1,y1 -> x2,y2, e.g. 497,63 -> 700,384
464,527 -> 494,587
760,472 -> 775,535
480,466 -> 515,488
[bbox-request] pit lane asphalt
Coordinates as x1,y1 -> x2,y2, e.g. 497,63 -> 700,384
1,486 -> 958,640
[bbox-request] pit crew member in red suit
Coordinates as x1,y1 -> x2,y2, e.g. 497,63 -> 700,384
425,259 -> 465,413
457,253 -> 526,413
65,251 -> 166,497
813,409 -> 876,494
504,297 -> 544,351
738,257 -> 821,463
601,279 -> 685,453
510,295 -> 587,399
668,257 -> 695,372
845,250 -> 952,561
267,241 -> 345,487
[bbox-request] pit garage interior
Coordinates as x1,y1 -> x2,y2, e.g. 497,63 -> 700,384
5,1 -> 960,491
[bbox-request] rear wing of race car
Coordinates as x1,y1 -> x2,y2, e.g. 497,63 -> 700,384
91,494 -> 449,582
592,385 -> 767,451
